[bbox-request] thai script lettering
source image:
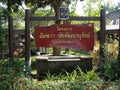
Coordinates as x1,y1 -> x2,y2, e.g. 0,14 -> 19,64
39,32 -> 90,40
57,26 -> 72,31
53,40 -> 76,44
58,32 -> 90,40
39,33 -> 55,38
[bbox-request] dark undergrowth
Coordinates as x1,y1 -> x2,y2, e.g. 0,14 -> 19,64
0,58 -> 120,90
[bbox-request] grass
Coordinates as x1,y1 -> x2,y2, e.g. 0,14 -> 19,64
43,48 -> 90,56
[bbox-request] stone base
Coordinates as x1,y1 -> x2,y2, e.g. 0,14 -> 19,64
36,55 -> 92,77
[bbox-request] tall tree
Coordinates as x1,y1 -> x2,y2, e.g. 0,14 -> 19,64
82,0 -> 101,16
103,1 -> 117,13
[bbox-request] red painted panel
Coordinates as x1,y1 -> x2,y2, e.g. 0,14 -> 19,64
35,24 -> 94,50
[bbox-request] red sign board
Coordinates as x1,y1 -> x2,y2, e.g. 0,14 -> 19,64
35,24 -> 94,50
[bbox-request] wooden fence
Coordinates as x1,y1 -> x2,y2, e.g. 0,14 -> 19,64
8,9 -> 120,74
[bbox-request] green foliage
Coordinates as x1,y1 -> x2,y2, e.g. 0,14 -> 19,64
82,0 -> 101,16
103,1 -> 118,12
46,69 -> 79,81
0,7 -> 6,59
10,66 -> 120,90
104,60 -> 120,80
77,67 -> 100,81
10,78 -> 120,90
0,59 -> 25,90
0,0 -> 24,13
11,10 -> 25,28
69,49 -> 90,56
102,39 -> 118,60
0,10 -> 5,43
0,0 -> 76,13
82,0 -> 101,32
45,66 -> 100,82
102,38 -> 120,80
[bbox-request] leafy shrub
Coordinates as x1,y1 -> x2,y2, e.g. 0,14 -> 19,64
10,67 -> 101,90
7,64 -> 120,90
102,38 -> 120,80
92,39 -> 100,66
77,67 -> 100,81
10,72 -> 120,90
103,39 -> 118,60
45,66 -> 100,82
104,60 -> 120,80
0,58 -> 25,90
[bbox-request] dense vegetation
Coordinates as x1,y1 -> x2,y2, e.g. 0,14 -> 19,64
0,57 -> 120,90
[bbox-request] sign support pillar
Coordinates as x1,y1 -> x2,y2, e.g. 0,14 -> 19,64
99,9 -> 106,71
25,9 -> 31,76
8,16 -> 14,60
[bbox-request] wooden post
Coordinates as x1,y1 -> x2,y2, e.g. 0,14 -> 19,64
25,9 -> 31,76
99,9 -> 106,70
118,17 -> 120,61
8,16 -> 14,60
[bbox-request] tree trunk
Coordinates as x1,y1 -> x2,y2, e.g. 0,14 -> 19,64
52,0 -> 63,56
53,47 -> 61,56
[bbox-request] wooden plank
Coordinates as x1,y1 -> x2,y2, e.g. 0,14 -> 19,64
99,9 -> 106,70
25,9 -> 31,76
69,16 -> 100,21
13,29 -> 25,34
105,29 -> 119,34
100,9 -> 106,54
14,29 -> 25,31
30,16 -> 100,21
118,18 -> 120,60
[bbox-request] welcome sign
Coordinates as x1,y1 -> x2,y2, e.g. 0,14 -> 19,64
35,24 -> 94,50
